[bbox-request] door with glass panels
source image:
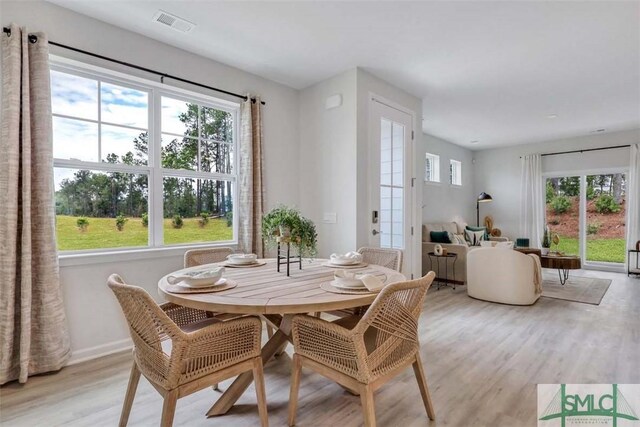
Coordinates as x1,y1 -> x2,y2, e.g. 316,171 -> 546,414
369,100 -> 413,274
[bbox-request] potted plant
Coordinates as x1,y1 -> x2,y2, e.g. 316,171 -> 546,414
541,225 -> 551,255
262,205 -> 318,258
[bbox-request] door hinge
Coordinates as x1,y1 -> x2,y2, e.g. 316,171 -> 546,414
411,273 -> 414,279
411,226 -> 414,236
411,130 -> 414,140
411,177 -> 416,187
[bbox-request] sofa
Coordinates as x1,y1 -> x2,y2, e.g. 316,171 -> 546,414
421,222 -> 508,283
466,247 -> 541,305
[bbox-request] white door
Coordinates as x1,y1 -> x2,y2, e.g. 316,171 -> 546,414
370,99 -> 413,276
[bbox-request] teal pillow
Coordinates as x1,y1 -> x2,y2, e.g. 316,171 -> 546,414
430,231 -> 452,243
466,225 -> 489,240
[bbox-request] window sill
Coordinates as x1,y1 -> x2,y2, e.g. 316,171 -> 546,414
59,242 -> 238,267
424,180 -> 441,186
449,184 -> 463,188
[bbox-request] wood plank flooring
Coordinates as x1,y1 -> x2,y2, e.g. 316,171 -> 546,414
2,269 -> 638,426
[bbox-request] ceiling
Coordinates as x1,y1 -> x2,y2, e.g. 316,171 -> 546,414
50,1 -> 640,149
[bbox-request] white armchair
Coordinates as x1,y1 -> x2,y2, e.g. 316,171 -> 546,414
466,247 -> 541,305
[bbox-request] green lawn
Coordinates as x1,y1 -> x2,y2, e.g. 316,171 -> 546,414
554,236 -> 626,263
56,215 -> 233,251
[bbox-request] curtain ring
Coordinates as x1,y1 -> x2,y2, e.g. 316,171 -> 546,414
3,27 -> 11,37
28,34 -> 38,44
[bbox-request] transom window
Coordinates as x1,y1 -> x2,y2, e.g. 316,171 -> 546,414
450,159 -> 462,186
51,63 -> 238,252
425,153 -> 440,183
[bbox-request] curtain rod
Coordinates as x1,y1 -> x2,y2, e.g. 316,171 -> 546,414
520,144 -> 631,159
2,26 -> 266,106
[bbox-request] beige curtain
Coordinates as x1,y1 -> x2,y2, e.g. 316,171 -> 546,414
0,24 -> 71,384
238,96 -> 265,257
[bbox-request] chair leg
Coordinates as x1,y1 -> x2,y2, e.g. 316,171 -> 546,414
160,390 -> 179,427
359,384 -> 376,427
288,354 -> 303,426
119,361 -> 141,427
252,357 -> 269,427
412,354 -> 436,420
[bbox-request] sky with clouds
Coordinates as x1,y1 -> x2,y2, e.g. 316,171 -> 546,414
52,70 -> 191,189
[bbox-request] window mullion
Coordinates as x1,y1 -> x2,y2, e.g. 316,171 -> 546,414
151,90 -> 164,247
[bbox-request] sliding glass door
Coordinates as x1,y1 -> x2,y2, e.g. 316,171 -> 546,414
545,172 -> 627,267
585,173 -> 626,264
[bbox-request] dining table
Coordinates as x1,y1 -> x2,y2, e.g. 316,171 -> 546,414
157,258 -> 406,417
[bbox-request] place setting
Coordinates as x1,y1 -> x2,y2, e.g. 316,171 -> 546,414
164,266 -> 237,294
320,269 -> 387,295
221,253 -> 267,268
322,251 -> 369,269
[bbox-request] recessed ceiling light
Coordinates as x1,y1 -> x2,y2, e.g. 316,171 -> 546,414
470,140 -> 479,144
547,114 -> 558,119
591,128 -> 606,133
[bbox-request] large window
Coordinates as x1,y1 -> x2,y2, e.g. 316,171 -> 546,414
51,64 -> 237,252
424,153 -> 440,183
450,159 -> 462,186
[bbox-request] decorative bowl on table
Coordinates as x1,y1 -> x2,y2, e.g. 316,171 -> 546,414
329,251 -> 363,266
226,253 -> 258,265
331,270 -> 366,289
167,267 -> 225,288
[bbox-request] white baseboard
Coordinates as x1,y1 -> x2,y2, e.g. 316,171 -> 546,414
67,338 -> 132,366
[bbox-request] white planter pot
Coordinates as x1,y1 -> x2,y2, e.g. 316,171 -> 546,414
541,248 -> 550,255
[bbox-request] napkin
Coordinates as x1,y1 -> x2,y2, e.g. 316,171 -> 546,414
330,251 -> 363,262
334,270 -> 384,291
167,267 -> 224,285
359,274 -> 384,292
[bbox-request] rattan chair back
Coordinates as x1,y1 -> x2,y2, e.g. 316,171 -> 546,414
184,247 -> 234,267
354,272 -> 434,380
357,247 -> 403,272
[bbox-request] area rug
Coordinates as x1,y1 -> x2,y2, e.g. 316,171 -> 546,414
541,274 -> 612,305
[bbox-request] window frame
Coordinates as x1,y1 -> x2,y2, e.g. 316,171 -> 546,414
450,159 -> 462,186
424,152 -> 440,183
51,57 -> 240,257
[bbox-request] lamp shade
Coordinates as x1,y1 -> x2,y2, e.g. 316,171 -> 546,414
477,192 -> 493,202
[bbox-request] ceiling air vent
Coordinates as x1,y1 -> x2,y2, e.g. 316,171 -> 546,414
152,10 -> 195,33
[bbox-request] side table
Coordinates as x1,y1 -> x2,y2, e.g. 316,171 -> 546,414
427,252 -> 459,290
629,250 -> 640,277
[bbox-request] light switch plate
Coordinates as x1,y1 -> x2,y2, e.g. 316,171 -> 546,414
323,212 -> 337,223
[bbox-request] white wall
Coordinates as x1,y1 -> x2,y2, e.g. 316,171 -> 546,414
298,67 -> 424,278
422,134 -> 476,226
298,69 -> 358,257
473,128 -> 640,240
0,1 -> 301,363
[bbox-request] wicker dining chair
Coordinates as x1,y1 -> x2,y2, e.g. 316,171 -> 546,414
107,274 -> 268,427
184,247 -> 234,267
358,247 -> 403,272
288,272 -> 436,427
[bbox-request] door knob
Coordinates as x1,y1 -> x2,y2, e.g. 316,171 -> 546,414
372,229 -> 380,236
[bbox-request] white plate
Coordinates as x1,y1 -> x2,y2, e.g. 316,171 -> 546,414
178,277 -> 227,289
330,280 -> 366,290
227,254 -> 258,265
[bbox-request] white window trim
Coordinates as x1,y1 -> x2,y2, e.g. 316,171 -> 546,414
51,57 -> 240,261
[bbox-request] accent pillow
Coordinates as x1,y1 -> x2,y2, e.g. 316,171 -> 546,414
465,229 -> 485,246
452,234 -> 468,246
466,225 -> 489,240
430,231 -> 452,244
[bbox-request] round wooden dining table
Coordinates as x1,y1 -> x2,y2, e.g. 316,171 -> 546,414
158,258 -> 405,417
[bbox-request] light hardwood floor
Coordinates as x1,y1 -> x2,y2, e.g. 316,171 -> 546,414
2,270 -> 638,427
